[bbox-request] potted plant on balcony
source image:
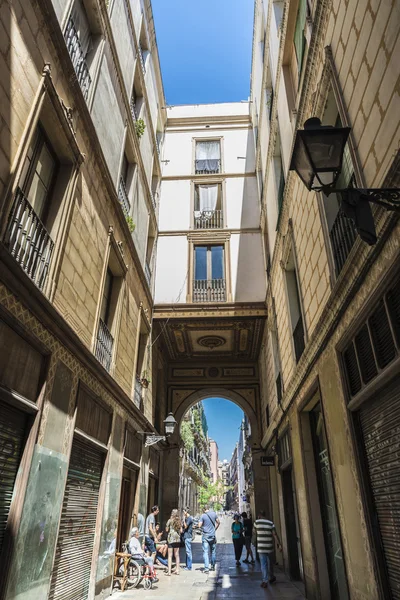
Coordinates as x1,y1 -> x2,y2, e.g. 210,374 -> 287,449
140,370 -> 151,388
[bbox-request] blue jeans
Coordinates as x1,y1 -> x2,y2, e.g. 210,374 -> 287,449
259,553 -> 271,583
202,536 -> 216,570
185,537 -> 192,569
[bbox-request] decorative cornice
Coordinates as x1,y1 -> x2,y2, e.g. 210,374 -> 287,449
161,172 -> 257,182
158,227 -> 261,237
153,302 -> 268,320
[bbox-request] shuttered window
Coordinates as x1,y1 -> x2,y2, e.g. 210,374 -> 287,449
342,276 -> 400,398
49,437 -> 104,600
0,404 -> 27,554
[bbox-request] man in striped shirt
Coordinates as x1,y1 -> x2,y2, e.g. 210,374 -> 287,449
253,510 -> 282,587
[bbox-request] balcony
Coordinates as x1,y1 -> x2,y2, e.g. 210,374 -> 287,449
293,316 -> 305,363
130,94 -> 138,121
329,210 -> 358,275
138,44 -> 146,75
4,187 -> 54,290
64,17 -> 92,100
134,375 -> 142,409
118,178 -> 130,216
194,210 -> 223,230
193,279 -> 226,303
145,261 -> 152,286
195,159 -> 221,175
95,318 -> 114,372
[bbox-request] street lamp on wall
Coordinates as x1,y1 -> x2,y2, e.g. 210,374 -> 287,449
138,412 -> 178,447
289,117 -> 400,245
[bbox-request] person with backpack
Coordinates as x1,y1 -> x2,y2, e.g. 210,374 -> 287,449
182,507 -> 194,571
241,511 -> 255,564
198,504 -> 220,573
231,513 -> 244,566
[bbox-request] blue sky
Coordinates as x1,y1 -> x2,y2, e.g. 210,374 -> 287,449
152,0 -> 254,104
202,398 -> 244,461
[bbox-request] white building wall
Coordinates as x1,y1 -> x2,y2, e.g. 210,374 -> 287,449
155,236 -> 188,303
230,233 -> 266,302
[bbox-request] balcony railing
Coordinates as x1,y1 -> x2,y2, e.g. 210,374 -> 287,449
145,261 -> 152,286
95,318 -> 114,372
134,375 -> 142,409
138,45 -> 146,74
118,178 -> 130,216
329,209 -> 358,275
130,95 -> 138,121
4,187 -> 54,290
193,279 -> 226,303
195,159 -> 221,175
150,191 -> 156,210
194,210 -> 223,229
64,17 -> 92,100
293,316 -> 305,363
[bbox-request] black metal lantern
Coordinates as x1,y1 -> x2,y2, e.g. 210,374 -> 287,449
289,117 -> 400,245
290,117 -> 351,191
164,412 -> 177,436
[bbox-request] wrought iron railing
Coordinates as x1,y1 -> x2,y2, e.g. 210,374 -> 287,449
134,375 -> 142,409
193,279 -> 226,303
64,17 -> 92,100
150,191 -> 156,210
194,210 -> 223,229
95,318 -> 114,372
329,209 -> 358,275
130,94 -> 138,121
4,187 -> 54,290
138,44 -> 146,74
118,178 -> 130,215
145,261 -> 152,286
293,316 -> 305,363
195,159 -> 221,175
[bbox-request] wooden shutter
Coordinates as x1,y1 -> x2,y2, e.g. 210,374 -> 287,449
0,403 -> 27,554
49,437 -> 103,600
358,378 -> 400,599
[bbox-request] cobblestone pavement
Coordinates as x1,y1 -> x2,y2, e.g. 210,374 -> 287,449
112,516 -> 306,600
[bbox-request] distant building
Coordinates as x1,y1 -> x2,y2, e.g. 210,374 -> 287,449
209,439 -> 219,483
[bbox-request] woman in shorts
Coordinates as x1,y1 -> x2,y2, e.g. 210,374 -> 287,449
165,508 -> 182,576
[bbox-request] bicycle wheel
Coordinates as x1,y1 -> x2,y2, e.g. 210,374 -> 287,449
126,560 -> 142,588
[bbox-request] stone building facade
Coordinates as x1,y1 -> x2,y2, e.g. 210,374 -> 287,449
0,0 -> 166,598
252,0 -> 400,599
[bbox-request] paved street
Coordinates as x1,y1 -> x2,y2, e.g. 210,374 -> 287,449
112,516 -> 306,600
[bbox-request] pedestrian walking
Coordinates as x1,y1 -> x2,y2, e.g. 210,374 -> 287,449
165,508 -> 182,576
253,510 -> 282,588
241,511 -> 255,564
231,513 -> 244,565
182,507 -> 193,571
198,504 -> 220,573
145,505 -> 159,562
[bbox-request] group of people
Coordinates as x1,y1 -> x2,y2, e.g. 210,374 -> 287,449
231,510 -> 282,588
127,504 -> 281,589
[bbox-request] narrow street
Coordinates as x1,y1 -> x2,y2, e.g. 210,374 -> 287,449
113,516 -> 305,600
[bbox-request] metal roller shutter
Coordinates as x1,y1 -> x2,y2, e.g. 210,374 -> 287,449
0,403 -> 27,553
49,437 -> 104,600
359,378 -> 400,600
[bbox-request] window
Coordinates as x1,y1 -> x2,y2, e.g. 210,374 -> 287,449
195,140 -> 221,174
342,275 -> 400,399
118,149 -> 137,220
145,224 -> 156,287
95,242 -> 126,372
4,127 -> 59,290
193,245 -> 226,302
194,183 -> 223,229
270,329 -> 283,404
321,89 -> 357,276
273,128 -> 285,217
284,248 -> 305,363
64,0 -> 101,101
294,0 -> 307,81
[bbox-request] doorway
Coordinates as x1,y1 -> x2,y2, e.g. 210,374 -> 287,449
282,466 -> 303,580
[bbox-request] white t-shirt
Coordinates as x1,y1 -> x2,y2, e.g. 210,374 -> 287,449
129,536 -> 144,558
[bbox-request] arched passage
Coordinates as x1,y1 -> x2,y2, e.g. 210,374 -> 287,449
160,388 -> 269,523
